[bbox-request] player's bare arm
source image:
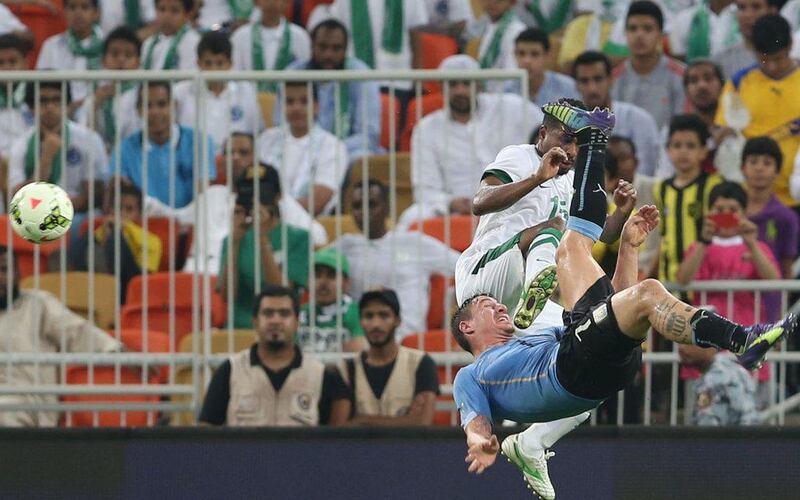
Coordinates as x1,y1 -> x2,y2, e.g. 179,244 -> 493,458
472,147 -> 569,216
612,205 -> 659,292
464,415 -> 499,474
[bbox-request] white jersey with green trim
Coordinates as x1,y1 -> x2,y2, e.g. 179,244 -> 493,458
467,144 -> 574,255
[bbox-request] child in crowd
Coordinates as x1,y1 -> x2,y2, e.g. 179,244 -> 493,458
507,27 -> 578,106
477,0 -> 525,91
141,0 -> 201,70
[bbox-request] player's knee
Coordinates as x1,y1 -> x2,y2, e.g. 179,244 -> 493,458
636,279 -> 668,310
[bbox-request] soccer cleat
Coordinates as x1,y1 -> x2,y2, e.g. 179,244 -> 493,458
542,103 -> 615,136
737,314 -> 799,371
501,433 -> 556,500
514,265 -> 558,330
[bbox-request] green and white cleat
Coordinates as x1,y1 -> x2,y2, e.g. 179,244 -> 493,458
501,433 -> 556,500
514,265 -> 558,330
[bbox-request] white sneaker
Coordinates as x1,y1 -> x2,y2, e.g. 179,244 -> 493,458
501,433 -> 556,500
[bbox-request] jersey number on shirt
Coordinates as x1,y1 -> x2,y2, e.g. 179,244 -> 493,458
548,196 -> 569,221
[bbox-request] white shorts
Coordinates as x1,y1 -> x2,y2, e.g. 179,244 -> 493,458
455,233 -> 525,310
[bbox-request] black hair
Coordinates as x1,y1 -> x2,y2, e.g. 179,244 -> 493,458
626,0 -> 664,31
0,33 -> 32,55
753,14 -> 792,55
310,18 -> 349,46
683,59 -> 724,88
156,0 -> 194,11
514,28 -> 550,52
609,135 -> 637,156
542,97 -> 588,129
572,50 -> 612,77
136,80 -> 171,107
103,26 -> 141,56
24,80 -> 72,109
253,285 -> 300,318
235,163 -> 282,210
119,182 -> 143,202
450,294 -> 498,354
65,0 -> 99,8
742,136 -> 783,171
359,289 -> 401,317
604,150 -> 619,179
284,80 -> 320,101
197,30 -> 231,59
667,114 -> 710,145
708,181 -> 748,210
229,131 -> 254,144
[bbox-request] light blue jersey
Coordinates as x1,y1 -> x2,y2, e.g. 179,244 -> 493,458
453,327 -> 602,427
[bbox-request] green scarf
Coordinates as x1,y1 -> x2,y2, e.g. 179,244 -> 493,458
0,83 -> 25,109
229,0 -> 254,19
527,0 -> 572,34
686,3 -> 711,62
480,11 -> 513,69
382,0 -> 403,55
66,26 -> 103,70
125,0 -> 143,30
24,125 -> 70,184
334,59 -> 355,137
143,24 -> 189,70
252,21 -> 293,92
101,82 -> 137,145
350,0 -> 404,68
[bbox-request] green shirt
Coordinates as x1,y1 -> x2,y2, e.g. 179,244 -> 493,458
220,223 -> 310,328
297,295 -> 364,352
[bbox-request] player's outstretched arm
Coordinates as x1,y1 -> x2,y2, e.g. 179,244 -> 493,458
465,416 -> 499,474
472,147 -> 568,216
612,205 -> 660,292
599,180 -> 637,244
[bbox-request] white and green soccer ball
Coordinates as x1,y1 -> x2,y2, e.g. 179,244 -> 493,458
8,182 -> 74,244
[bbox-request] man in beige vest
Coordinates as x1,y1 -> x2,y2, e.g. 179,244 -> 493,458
0,245 -> 123,427
199,285 -> 351,426
340,289 -> 439,425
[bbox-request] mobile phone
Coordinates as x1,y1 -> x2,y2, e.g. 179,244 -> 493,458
708,213 -> 739,229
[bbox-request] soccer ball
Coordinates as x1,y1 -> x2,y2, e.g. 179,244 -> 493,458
8,182 -> 74,244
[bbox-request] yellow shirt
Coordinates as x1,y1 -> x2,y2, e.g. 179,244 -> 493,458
715,65 -> 800,206
558,14 -> 614,68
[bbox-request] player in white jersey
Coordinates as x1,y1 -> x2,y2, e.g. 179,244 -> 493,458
455,98 -> 637,330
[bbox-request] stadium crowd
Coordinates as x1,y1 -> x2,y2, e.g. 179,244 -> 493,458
0,0 -> 799,428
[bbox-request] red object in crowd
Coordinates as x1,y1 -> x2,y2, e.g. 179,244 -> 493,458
8,0 -> 66,67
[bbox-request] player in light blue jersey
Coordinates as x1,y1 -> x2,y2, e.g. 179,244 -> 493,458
451,105 -> 797,499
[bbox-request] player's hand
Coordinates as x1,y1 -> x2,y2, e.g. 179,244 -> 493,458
621,205 -> 659,247
534,147 -> 568,184
612,179 -> 637,215
465,434 -> 499,474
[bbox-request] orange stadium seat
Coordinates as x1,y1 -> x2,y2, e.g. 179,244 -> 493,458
399,93 -> 444,151
426,274 -> 454,330
0,215 -> 62,279
63,365 -> 161,427
380,93 -> 402,150
116,328 -> 171,383
409,215 -> 476,252
8,1 -> 66,66
284,0 -> 333,28
419,33 -> 459,94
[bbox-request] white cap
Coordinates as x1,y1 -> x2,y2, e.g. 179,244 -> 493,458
438,54 -> 480,71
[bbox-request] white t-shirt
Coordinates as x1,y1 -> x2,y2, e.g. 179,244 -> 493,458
783,0 -> 800,31
467,144 -> 574,254
669,3 -> 739,58
36,30 -> 104,102
140,27 -> 201,70
99,0 -> 156,34
174,80 -> 262,151
231,19 -> 311,71
327,0 -> 429,90
410,93 -> 542,210
0,4 -> 26,35
425,0 -> 473,27
75,85 -> 141,145
8,121 -> 108,198
257,125 -> 348,213
477,14 -> 526,92
0,102 -> 32,163
333,231 -> 460,338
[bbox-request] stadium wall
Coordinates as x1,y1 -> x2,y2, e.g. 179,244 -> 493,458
1,427 -> 799,500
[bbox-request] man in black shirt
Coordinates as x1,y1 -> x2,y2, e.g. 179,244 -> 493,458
199,285 -> 350,426
340,289 -> 440,425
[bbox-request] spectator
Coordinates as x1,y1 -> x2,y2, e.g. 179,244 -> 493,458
35,0 -> 103,103
141,0 -> 201,70
8,81 -> 107,214
70,182 -> 162,303
715,0 -> 780,79
476,0 -> 525,91
286,19 -> 382,162
557,1 -> 627,72
654,114 -> 722,284
198,286 -> 351,426
339,289 -> 439,425
0,245 -> 122,427
174,31 -> 261,152
611,0 -> 686,131
421,0 -> 472,38
230,0 -> 311,91
514,0 -> 579,34
297,248 -> 367,353
333,180 -> 460,339
258,81 -> 348,216
399,54 -> 542,228
716,14 -> 800,208
668,0 -> 737,62
98,0 -> 157,40
573,50 -> 660,176
217,173 -> 311,328
0,34 -> 33,169
676,181 -> 780,324
505,28 -> 579,106
678,344 -> 760,426
76,27 -> 143,150
110,81 -> 216,209
746,137 -> 799,280
197,0 -> 254,30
